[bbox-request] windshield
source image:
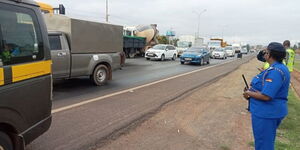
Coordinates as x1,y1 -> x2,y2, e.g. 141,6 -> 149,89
208,42 -> 221,47
177,41 -> 191,48
215,48 -> 224,52
225,47 -> 233,50
186,48 -> 203,53
153,45 -> 166,50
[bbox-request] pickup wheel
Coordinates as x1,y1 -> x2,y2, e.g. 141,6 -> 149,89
91,64 -> 109,86
0,131 -> 13,150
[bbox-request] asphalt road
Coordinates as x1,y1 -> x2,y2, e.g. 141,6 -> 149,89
27,53 -> 255,150
52,55 -> 240,109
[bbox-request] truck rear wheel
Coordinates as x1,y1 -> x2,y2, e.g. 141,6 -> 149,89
0,131 -> 13,150
129,53 -> 135,58
91,64 -> 109,86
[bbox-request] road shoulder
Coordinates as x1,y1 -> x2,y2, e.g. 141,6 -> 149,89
97,58 -> 262,150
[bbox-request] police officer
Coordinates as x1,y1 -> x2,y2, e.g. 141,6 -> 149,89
243,42 -> 290,150
283,40 -> 295,72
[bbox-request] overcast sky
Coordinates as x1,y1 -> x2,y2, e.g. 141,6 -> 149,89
38,0 -> 300,45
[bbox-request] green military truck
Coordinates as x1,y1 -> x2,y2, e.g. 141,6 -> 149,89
123,35 -> 146,58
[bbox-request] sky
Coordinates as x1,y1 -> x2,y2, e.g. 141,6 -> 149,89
38,0 -> 300,45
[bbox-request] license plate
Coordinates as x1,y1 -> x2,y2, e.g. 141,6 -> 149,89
185,58 -> 192,61
147,53 -> 154,56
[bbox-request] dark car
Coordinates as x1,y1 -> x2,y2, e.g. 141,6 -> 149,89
180,47 -> 210,65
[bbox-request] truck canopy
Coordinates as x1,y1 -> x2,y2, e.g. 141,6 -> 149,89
43,14 -> 123,54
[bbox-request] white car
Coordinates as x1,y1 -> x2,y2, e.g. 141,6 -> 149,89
241,48 -> 248,54
211,48 -> 227,59
225,46 -> 235,57
145,44 -> 177,61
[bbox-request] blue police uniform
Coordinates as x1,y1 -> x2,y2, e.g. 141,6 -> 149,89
249,61 -> 290,150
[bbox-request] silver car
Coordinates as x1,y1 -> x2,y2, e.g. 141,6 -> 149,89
211,48 -> 227,59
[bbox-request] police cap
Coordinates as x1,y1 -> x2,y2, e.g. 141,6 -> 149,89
267,42 -> 285,52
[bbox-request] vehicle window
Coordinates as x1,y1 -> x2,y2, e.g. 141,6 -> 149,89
153,45 -> 166,50
186,48 -> 203,53
169,46 -> 175,50
0,5 -> 44,66
49,35 -> 62,50
167,46 -> 174,50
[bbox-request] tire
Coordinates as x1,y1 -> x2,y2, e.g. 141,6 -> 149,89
91,64 -> 109,86
180,62 -> 184,64
161,54 -> 165,61
129,53 -> 135,58
207,58 -> 210,64
0,131 -> 13,150
199,59 -> 204,66
146,58 -> 150,60
172,54 -> 176,61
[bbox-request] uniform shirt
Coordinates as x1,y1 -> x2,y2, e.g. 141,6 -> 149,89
250,62 -> 290,118
286,48 -> 295,72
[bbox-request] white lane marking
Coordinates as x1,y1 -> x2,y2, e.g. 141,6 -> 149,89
52,58 -> 238,114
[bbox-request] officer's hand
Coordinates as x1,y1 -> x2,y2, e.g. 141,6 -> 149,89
243,91 -> 250,100
243,87 -> 248,92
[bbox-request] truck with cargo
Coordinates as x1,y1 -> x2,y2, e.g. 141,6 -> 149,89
44,14 -> 124,86
123,35 -> 146,58
123,25 -> 159,58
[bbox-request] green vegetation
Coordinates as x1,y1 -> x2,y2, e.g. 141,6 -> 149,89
275,90 -> 300,150
220,145 -> 231,150
248,141 -> 254,147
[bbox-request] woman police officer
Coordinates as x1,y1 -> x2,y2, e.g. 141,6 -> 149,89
243,42 -> 290,150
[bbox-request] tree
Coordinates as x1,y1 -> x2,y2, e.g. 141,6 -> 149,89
157,35 -> 168,44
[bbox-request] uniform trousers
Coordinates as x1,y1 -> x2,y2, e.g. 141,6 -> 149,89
251,114 -> 284,150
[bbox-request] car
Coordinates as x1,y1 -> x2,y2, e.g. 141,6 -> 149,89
145,44 -> 177,61
180,47 -> 210,65
211,48 -> 227,59
241,48 -> 248,54
225,46 -> 235,57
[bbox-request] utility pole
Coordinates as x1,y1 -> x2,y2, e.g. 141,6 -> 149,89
105,0 -> 109,23
193,9 -> 207,38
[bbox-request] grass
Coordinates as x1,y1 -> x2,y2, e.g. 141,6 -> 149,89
275,90 -> 300,150
220,145 -> 231,150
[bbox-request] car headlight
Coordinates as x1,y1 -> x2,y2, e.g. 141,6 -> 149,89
197,55 -> 202,57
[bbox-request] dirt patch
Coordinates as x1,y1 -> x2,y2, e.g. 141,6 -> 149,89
291,70 -> 300,98
97,59 -> 264,150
